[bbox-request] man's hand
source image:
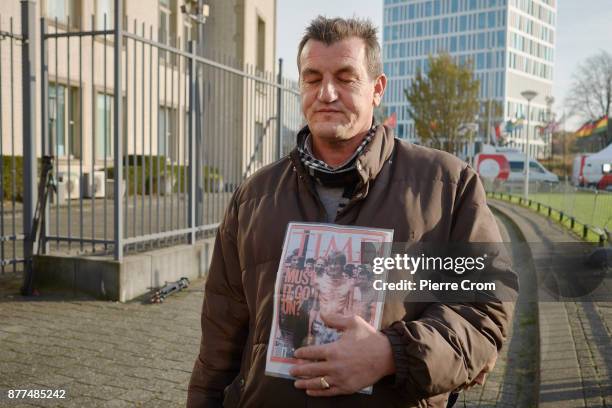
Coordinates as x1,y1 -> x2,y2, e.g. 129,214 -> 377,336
289,312 -> 395,397
464,353 -> 497,390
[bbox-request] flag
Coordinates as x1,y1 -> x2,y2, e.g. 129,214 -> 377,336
494,123 -> 502,143
576,121 -> 594,137
594,116 -> 608,134
515,116 -> 525,130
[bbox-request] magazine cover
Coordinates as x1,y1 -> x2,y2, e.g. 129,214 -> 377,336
265,222 -> 394,393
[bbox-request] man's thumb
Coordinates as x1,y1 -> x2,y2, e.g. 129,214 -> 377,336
320,312 -> 353,330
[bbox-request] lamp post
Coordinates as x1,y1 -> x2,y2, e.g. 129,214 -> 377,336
545,95 -> 554,160
521,90 -> 538,199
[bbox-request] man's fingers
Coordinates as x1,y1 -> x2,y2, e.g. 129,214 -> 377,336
319,312 -> 354,330
289,361 -> 330,378
294,344 -> 332,360
473,372 -> 487,386
294,376 -> 333,390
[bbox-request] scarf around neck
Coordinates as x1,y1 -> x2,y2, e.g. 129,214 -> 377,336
296,124 -> 376,188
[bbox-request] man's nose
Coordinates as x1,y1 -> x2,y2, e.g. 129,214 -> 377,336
317,79 -> 338,102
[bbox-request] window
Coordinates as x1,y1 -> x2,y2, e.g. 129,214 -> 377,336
95,0 -> 113,30
459,15 -> 467,31
530,161 -> 545,173
159,0 -> 177,65
478,12 -> 486,29
256,16 -> 266,72
509,161 -> 523,172
49,83 -> 80,158
95,93 -> 113,160
158,106 -> 177,161
477,53 -> 485,69
434,0 -> 441,15
488,11 -> 496,28
46,0 -> 80,28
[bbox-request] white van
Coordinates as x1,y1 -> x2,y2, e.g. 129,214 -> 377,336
474,148 -> 559,185
571,154 -> 591,186
582,143 -> 612,189
503,151 -> 559,184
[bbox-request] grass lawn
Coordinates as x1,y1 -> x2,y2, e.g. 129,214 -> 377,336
489,190 -> 612,242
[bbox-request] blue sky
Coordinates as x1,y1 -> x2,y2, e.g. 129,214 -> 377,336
276,0 -> 612,130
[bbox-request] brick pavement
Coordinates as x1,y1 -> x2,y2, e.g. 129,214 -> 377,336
1,199 -> 610,407
461,206 -> 539,408
490,199 -> 612,408
0,211 -> 527,408
0,283 -> 204,407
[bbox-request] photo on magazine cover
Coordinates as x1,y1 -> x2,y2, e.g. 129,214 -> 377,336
265,222 -> 394,388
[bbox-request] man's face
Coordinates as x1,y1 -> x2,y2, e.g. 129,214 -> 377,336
328,261 -> 344,277
291,256 -> 300,268
315,259 -> 326,274
298,37 -> 386,142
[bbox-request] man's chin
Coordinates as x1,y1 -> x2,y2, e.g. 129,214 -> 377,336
309,123 -> 350,140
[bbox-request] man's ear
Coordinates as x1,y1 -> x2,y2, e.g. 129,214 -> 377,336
373,74 -> 387,107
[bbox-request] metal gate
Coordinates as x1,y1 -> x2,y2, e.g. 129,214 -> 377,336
1,0 -> 303,291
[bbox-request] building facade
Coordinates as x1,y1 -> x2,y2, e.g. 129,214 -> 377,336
383,0 -> 556,158
0,0 -> 278,185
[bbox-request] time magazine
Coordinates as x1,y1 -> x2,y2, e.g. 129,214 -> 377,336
265,222 -> 394,393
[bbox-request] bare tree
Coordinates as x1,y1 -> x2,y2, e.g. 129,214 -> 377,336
565,50 -> 612,121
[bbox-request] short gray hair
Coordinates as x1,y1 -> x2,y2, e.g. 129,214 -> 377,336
297,16 -> 382,79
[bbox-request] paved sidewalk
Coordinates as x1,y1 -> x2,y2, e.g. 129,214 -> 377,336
1,211 -> 528,408
490,199 -> 612,408
1,200 -> 610,407
0,284 -> 204,407
461,205 -> 539,408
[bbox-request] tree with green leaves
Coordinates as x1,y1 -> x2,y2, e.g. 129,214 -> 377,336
404,53 -> 480,154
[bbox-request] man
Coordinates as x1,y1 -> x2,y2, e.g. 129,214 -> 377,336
188,16 -> 517,408
308,251 -> 356,345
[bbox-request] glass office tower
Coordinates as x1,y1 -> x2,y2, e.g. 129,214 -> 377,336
383,0 -> 556,158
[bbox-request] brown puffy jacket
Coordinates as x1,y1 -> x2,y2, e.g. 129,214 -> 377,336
187,125 -> 518,407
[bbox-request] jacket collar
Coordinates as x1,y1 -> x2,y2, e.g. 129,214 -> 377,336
290,124 -> 396,187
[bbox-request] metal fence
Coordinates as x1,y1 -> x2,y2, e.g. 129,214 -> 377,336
486,181 -> 612,243
1,0 -> 303,283
0,14 -> 26,274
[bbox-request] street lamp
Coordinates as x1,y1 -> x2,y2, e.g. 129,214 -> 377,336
521,90 -> 538,199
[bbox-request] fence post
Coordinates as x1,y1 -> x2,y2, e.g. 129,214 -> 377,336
188,41 -> 196,244
276,58 -> 283,160
39,18 -> 49,255
113,0 -> 124,260
21,0 -> 37,295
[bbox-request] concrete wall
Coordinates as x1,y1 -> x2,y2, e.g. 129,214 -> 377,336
33,236 -> 215,302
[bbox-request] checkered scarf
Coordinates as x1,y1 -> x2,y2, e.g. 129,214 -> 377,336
297,125 -> 376,188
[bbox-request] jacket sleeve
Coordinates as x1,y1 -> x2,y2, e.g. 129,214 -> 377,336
187,194 -> 249,407
381,165 -> 518,399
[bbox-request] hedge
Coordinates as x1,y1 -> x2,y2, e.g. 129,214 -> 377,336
1,155 -> 25,202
